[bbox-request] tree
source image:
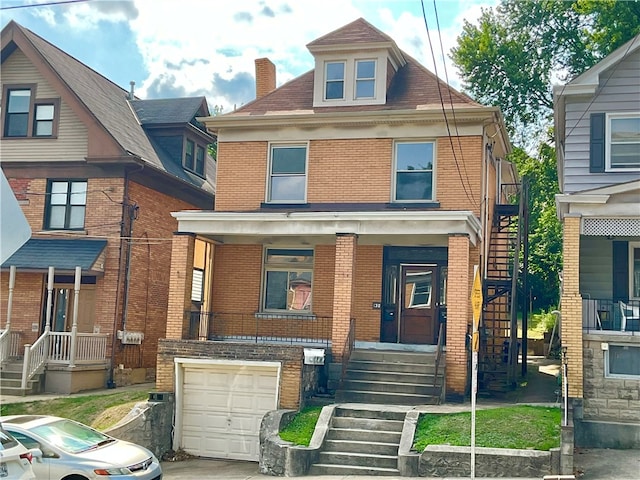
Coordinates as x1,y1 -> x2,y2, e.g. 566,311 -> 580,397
451,0 -> 640,310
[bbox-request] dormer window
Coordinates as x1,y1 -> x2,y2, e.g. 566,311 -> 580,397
184,138 -> 206,177
325,62 -> 345,100
355,60 -> 375,99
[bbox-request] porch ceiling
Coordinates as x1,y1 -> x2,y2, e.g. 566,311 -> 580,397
171,210 -> 482,246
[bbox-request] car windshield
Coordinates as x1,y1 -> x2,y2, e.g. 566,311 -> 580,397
31,419 -> 112,453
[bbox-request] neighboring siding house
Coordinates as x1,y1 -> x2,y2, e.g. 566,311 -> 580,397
554,34 -> 640,448
0,21 -> 215,394
157,18 -> 521,461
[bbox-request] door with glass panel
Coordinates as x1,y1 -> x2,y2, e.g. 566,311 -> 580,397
399,265 -> 438,344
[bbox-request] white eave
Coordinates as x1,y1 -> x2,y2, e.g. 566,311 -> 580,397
171,210 -> 483,246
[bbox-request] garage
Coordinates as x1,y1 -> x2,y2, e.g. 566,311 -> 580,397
174,359 -> 280,461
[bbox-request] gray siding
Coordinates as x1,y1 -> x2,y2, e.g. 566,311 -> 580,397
563,49 -> 640,194
0,49 -> 88,162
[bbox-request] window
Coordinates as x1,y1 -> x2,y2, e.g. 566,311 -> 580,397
262,248 -> 313,312
34,103 -> 55,136
268,144 -> 307,203
394,141 -> 435,201
45,180 -> 87,230
355,60 -> 376,98
607,114 -> 640,170
185,140 -> 195,171
606,344 -> 640,378
4,89 -> 31,137
195,145 -> 205,176
325,62 -> 345,100
631,242 -> 640,300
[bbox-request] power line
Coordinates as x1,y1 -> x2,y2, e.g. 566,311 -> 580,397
1,0 -> 90,10
420,0 -> 477,206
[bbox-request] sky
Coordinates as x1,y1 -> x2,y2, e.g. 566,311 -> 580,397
1,0 -> 498,113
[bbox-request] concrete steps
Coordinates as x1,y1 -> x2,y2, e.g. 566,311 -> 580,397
309,406 -> 405,476
0,359 -> 43,396
335,349 -> 444,405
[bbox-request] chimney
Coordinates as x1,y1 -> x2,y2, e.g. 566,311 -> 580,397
255,58 -> 276,99
129,81 -> 135,100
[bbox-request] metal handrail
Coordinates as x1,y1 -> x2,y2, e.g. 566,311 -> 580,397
339,318 -> 356,389
433,322 -> 445,388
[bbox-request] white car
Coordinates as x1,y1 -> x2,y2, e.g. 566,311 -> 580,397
0,424 -> 36,480
0,415 -> 162,480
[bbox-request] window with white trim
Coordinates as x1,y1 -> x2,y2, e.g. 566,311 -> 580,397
268,144 -> 307,203
355,59 -> 376,99
325,62 -> 345,100
393,141 -> 435,201
607,114 -> 640,170
606,344 -> 640,378
631,242 -> 640,300
262,248 -> 313,313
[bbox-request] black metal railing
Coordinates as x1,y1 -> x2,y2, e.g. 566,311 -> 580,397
582,298 -> 640,333
186,311 -> 333,346
339,318 -> 356,389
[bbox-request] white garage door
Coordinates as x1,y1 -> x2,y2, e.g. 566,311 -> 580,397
179,362 -> 279,461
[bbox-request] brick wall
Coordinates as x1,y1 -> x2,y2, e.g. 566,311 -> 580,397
561,216 -> 584,398
166,233 -> 196,340
332,234 -> 357,359
214,142 -> 267,211
353,245 -> 383,341
156,340 -> 305,409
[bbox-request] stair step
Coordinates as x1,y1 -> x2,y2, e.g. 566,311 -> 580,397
327,428 -> 402,443
318,451 -> 397,469
341,379 -> 441,395
308,463 -> 400,476
336,390 -> 440,406
334,407 -> 407,422
348,360 -> 436,374
331,417 -> 403,432
345,369 -> 438,384
350,350 -> 436,363
323,439 -> 398,455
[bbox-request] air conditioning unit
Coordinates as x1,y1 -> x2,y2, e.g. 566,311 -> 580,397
117,330 -> 144,345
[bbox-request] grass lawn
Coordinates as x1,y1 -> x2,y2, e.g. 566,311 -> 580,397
413,405 -> 561,452
0,390 -> 148,430
278,405 -> 560,451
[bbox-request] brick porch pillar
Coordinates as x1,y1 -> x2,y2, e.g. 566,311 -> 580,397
561,215 -> 583,398
166,232 -> 196,340
328,233 -> 357,389
446,234 -> 471,400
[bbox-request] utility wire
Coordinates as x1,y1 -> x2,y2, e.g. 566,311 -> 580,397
420,0 -> 477,206
1,0 -> 90,10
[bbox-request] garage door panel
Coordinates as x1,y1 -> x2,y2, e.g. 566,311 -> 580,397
180,363 -> 279,461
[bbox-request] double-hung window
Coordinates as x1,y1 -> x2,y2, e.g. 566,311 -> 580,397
325,62 -> 345,100
607,114 -> 640,170
355,60 -> 375,99
34,104 -> 55,136
394,141 -> 435,201
268,144 -> 307,203
185,140 -> 195,171
4,89 -> 31,137
195,145 -> 205,176
262,248 -> 314,313
45,180 -> 87,230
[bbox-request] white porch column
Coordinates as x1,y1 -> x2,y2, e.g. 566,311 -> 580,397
5,265 -> 16,330
44,266 -> 54,332
69,266 -> 81,367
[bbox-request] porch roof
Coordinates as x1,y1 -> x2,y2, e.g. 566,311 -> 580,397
172,210 -> 482,246
1,238 -> 107,274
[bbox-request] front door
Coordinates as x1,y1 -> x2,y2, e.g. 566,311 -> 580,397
399,265 -> 437,344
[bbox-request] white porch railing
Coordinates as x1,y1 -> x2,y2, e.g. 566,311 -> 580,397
0,329 -> 9,365
21,331 -> 109,390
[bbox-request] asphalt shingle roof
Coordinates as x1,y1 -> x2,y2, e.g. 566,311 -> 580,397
2,238 -> 107,272
130,97 -> 208,125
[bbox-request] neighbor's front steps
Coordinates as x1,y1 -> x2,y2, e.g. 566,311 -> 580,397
309,405 -> 408,476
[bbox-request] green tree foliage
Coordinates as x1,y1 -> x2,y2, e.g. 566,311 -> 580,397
451,0 -> 639,310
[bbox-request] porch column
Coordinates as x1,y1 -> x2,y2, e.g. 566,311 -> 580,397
446,234 -> 470,400
331,233 -> 358,361
166,232 -> 196,340
561,215 -> 583,399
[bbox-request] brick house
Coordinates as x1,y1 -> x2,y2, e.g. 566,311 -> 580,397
157,18 -> 522,461
0,21 -> 215,394
554,33 -> 640,448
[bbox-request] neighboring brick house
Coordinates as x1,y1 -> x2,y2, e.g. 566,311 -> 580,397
554,33 -> 640,448
157,18 -> 521,462
0,21 -> 215,394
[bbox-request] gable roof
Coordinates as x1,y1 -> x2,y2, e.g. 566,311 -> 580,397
307,17 -> 395,49
1,21 -> 214,198
130,97 -> 210,125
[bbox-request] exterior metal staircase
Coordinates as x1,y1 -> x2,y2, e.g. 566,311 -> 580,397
309,406 -> 405,476
335,349 -> 443,405
480,181 -> 529,393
